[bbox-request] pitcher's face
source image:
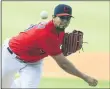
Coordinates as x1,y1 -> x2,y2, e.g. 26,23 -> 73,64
53,16 -> 71,29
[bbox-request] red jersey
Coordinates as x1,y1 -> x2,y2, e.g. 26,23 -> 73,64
9,20 -> 65,62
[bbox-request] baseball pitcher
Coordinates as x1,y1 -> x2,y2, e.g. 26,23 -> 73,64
2,4 -> 98,88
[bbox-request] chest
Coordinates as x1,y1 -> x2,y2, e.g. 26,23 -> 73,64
53,32 -> 64,45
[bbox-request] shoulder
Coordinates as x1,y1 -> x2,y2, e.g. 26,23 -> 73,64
35,20 -> 54,30
29,21 -> 48,30
36,21 -> 48,29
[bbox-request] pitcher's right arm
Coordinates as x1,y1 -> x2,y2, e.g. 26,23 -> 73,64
51,53 -> 98,87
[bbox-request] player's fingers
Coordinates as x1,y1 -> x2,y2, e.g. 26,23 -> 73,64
93,79 -> 98,86
89,79 -> 98,87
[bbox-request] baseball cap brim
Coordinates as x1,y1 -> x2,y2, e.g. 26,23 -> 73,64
56,13 -> 74,18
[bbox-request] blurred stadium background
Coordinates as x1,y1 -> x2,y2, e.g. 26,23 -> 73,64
2,1 -> 109,88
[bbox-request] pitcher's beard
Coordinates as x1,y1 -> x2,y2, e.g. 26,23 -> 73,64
56,26 -> 65,32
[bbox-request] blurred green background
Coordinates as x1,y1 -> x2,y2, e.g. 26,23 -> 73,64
39,77 -> 109,88
2,1 -> 109,88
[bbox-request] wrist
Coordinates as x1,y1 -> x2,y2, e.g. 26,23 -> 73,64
80,73 -> 88,81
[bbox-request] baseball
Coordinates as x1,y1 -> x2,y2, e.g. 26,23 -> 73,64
40,11 -> 48,19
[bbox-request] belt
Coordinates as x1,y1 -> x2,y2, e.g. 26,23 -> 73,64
7,47 -> 27,63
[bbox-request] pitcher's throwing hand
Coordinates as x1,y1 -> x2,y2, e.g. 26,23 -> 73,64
84,75 -> 98,87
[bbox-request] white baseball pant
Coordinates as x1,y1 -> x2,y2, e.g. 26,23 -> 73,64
2,38 -> 43,88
